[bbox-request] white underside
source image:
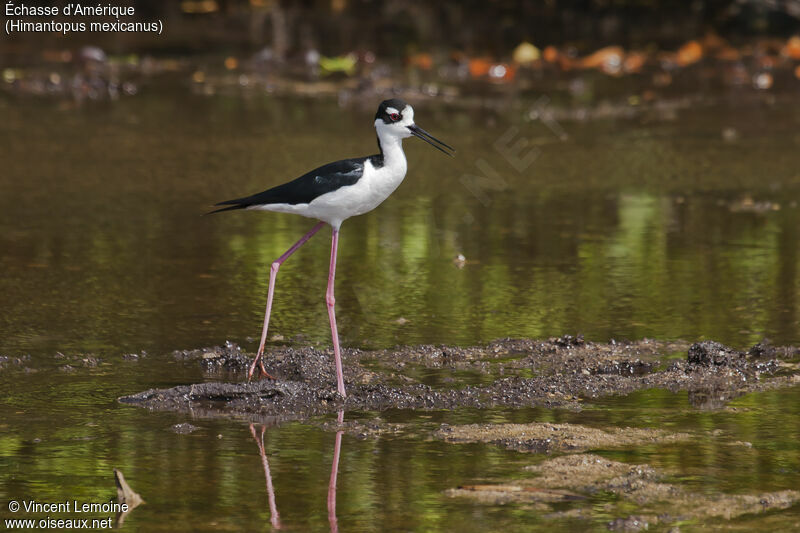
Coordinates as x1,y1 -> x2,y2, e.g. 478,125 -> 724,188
249,138 -> 409,229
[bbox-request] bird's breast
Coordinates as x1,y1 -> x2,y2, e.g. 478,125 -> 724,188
351,158 -> 407,211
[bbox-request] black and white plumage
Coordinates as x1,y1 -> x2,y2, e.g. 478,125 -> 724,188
211,98 -> 453,228
211,98 -> 453,397
210,155 -> 383,217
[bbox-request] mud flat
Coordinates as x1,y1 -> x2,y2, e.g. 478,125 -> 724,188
118,337 -> 800,420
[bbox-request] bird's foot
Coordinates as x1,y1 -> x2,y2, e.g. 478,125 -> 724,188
247,356 -> 276,381
256,365 -> 276,381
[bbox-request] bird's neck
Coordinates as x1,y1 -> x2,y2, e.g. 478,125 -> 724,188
376,133 -> 407,170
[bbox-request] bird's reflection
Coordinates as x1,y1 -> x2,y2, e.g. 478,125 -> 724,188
249,410 -> 345,531
328,410 -> 344,533
249,424 -> 281,530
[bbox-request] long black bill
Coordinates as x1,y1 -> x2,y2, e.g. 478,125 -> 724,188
408,124 -> 455,156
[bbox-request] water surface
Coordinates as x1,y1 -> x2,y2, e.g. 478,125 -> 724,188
2,91 -> 800,531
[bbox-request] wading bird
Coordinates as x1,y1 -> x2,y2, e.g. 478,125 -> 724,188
211,99 -> 454,397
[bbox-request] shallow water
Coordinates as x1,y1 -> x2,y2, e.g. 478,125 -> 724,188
2,91 -> 800,530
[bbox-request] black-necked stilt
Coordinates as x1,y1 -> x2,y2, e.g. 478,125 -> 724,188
211,99 -> 454,397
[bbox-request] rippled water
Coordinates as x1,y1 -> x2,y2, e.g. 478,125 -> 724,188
1,92 -> 799,531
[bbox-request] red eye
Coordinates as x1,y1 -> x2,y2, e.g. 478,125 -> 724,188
389,113 -> 400,121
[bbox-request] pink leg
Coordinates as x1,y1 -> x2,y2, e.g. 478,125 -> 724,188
328,410 -> 344,533
326,228 -> 346,397
249,424 -> 281,529
248,221 -> 326,380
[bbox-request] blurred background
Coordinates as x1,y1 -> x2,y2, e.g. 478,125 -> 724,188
2,2 -> 800,532
4,0 -> 800,104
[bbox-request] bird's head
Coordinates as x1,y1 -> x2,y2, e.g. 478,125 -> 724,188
374,98 -> 454,156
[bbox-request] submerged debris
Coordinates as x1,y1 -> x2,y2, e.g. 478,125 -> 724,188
113,468 -> 143,527
448,454 -> 800,528
444,485 -> 580,507
171,423 -> 198,434
0,354 -> 31,371
318,418 -> 405,440
435,422 -> 691,454
114,468 -> 143,508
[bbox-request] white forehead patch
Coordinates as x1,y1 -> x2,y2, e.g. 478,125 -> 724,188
386,107 -> 399,115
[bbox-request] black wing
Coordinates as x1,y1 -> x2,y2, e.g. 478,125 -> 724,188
208,155 -> 382,214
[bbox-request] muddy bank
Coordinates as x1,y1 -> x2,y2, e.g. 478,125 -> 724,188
435,422 -> 691,454
446,453 -> 800,530
118,337 -> 800,420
